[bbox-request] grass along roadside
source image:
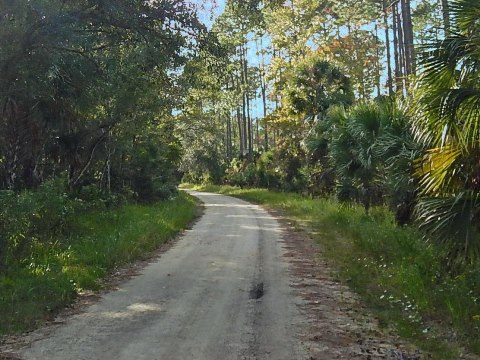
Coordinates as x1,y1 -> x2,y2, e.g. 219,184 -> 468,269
0,191 -> 199,336
185,184 -> 480,359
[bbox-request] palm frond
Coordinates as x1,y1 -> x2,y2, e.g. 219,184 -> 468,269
414,145 -> 462,194
415,191 -> 480,261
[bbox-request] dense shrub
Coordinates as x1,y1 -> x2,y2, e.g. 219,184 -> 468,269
0,177 -> 130,270
0,179 -> 74,269
255,152 -> 282,189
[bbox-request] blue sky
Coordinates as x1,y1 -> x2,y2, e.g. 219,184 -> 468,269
194,1 -> 226,29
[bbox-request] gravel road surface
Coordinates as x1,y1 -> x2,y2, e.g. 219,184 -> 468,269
18,191 -> 308,360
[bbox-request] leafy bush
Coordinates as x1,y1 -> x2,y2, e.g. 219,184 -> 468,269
226,158 -> 254,188
325,100 -> 419,221
0,178 -> 76,269
255,151 -> 282,189
118,130 -> 182,202
180,148 -> 226,185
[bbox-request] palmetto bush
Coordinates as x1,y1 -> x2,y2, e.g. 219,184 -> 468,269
411,0 -> 480,262
327,100 -> 419,222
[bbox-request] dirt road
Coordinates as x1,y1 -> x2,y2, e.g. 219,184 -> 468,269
17,191 -> 308,360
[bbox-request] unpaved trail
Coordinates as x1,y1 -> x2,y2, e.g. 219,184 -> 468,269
3,191 -> 431,360
13,191 -> 308,360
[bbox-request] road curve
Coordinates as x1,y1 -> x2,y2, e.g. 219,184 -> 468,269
19,191 -> 308,360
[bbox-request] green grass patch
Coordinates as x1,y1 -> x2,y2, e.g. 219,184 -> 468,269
0,192 -> 198,335
186,184 -> 480,358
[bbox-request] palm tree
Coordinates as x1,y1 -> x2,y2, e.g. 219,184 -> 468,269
411,0 -> 480,262
328,99 -> 419,220
375,100 -> 422,225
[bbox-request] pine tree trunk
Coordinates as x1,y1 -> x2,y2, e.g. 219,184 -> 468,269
261,74 -> 268,151
383,0 -> 394,96
225,79 -> 233,160
237,106 -> 244,157
440,0 -> 450,35
400,0 -> 415,78
242,97 -> 248,156
243,45 -> 253,158
392,1 -> 401,92
246,92 -> 253,157
258,35 -> 269,151
226,110 -> 232,160
375,23 -> 381,97
234,72 -> 244,157
394,3 -> 406,93
256,118 -> 260,151
232,112 -> 238,153
240,46 -> 248,157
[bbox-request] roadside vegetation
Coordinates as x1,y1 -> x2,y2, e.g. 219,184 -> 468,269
0,185 -> 198,335
188,184 -> 480,358
182,0 -> 480,269
0,2 -> 204,336
181,2 -> 480,357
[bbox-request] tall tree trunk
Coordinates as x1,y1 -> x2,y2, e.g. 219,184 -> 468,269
226,110 -> 232,160
234,73 -> 244,157
261,74 -> 268,151
256,118 -> 260,151
237,106 -> 244,157
440,0 -> 451,35
375,23 -> 381,97
247,94 -> 253,157
232,111 -> 238,153
239,46 -> 248,156
243,45 -> 253,158
400,0 -> 415,79
383,0 -> 394,96
225,80 -> 233,160
242,95 -> 248,156
257,35 -> 269,152
393,3 -> 405,93
272,46 -> 278,150
397,9 -> 406,92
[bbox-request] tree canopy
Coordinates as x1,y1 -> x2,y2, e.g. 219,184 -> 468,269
2,0 -> 480,264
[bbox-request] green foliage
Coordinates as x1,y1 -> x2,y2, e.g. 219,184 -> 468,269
181,148 -> 227,185
255,151 -> 282,189
119,123 -> 182,202
410,0 -> 480,262
225,150 -> 308,192
0,0 -> 205,195
231,56 -> 355,196
0,191 -> 198,334
0,179 -> 73,269
284,56 -> 354,120
226,158 -> 257,188
0,178 -> 130,270
318,99 -> 419,221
